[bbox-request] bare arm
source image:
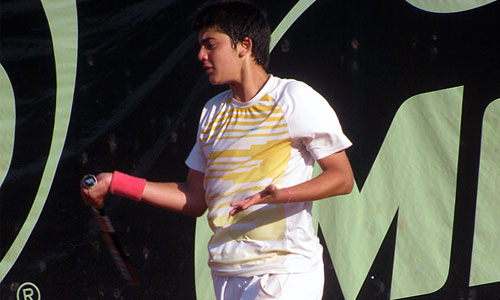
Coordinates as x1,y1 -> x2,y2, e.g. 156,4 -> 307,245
142,169 -> 207,217
81,169 -> 207,217
229,150 -> 353,215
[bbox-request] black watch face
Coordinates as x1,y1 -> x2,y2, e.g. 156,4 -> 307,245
83,175 -> 96,188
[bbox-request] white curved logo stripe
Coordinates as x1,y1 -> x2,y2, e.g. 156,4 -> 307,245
406,0 -> 496,13
270,0 -> 316,51
0,0 -> 77,283
0,65 -> 15,187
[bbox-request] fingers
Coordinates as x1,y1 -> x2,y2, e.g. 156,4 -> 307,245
80,186 -> 102,207
229,184 -> 278,216
80,173 -> 110,208
81,188 -> 95,207
229,195 -> 257,216
229,207 -> 240,216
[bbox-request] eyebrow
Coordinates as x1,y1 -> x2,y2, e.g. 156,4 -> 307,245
200,37 -> 215,44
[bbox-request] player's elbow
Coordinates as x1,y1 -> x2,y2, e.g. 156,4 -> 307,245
182,200 -> 207,217
338,174 -> 354,195
190,206 -> 207,218
345,176 -> 354,194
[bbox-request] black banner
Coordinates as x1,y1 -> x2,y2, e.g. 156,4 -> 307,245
1,0 -> 499,299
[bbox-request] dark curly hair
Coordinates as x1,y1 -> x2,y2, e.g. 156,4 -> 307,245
192,1 -> 271,70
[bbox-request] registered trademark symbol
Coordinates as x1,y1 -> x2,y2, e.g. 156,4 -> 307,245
16,282 -> 41,300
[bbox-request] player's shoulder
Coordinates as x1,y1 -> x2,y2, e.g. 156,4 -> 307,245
271,76 -> 316,96
270,76 -> 321,104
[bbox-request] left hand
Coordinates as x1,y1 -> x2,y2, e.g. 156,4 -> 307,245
229,184 -> 279,216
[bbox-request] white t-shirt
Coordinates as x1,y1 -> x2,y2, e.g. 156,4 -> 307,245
186,75 -> 352,277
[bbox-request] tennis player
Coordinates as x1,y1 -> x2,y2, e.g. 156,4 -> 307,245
81,1 -> 354,299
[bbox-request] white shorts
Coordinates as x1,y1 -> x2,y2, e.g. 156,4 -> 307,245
211,264 -> 324,300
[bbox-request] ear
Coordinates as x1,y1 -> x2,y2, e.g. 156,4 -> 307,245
238,37 -> 253,57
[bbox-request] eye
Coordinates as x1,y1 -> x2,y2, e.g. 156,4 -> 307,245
205,42 -> 216,50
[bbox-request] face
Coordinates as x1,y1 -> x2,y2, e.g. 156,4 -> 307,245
198,28 -> 242,85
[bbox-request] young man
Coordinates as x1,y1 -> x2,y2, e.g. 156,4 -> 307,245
81,1 -> 354,299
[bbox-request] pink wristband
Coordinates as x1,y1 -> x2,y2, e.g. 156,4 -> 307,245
109,171 -> 146,201
286,187 -> 291,203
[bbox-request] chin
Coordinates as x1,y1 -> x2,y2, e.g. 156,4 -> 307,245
208,76 -> 225,86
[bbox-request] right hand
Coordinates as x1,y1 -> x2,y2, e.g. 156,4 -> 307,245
80,172 -> 113,208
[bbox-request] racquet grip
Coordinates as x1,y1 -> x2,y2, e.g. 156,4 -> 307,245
109,171 -> 146,201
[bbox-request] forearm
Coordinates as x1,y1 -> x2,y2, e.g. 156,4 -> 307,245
283,151 -> 353,203
141,180 -> 206,217
280,166 -> 353,203
82,170 -> 207,217
229,151 -> 353,215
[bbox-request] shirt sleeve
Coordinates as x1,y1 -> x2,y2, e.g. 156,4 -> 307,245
185,106 -> 208,173
283,81 -> 352,160
184,89 -> 232,173
185,138 -> 206,173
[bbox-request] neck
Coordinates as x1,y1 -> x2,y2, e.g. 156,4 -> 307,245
229,65 -> 270,102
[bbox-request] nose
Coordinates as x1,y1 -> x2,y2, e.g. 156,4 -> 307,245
198,47 -> 207,62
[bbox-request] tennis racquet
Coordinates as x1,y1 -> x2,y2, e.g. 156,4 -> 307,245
81,174 -> 138,286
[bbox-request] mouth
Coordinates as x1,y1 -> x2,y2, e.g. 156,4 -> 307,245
203,65 -> 214,74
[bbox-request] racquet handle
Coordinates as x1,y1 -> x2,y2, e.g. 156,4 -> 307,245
81,174 -> 138,285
